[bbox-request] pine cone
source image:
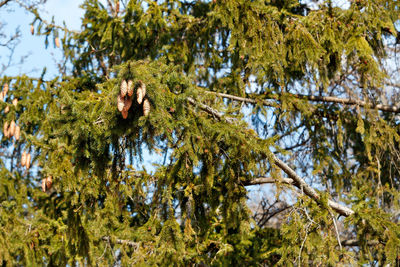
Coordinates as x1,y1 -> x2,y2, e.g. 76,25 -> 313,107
3,83 -> 8,95
137,81 -> 146,104
121,109 -> 128,119
55,37 -> 60,48
9,120 -> 15,137
143,98 -> 150,117
41,179 -> 46,192
3,121 -> 9,138
21,151 -> 26,166
26,153 -> 31,169
123,96 -> 132,111
30,25 -> 34,35
12,98 -> 18,107
117,94 -> 125,112
127,80 -> 134,97
120,80 -> 128,97
14,125 -> 20,141
4,106 -> 9,114
45,176 -> 53,191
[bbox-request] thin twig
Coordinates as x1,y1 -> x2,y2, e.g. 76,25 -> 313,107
330,212 -> 342,250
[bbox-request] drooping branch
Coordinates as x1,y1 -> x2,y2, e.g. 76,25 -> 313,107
188,97 -> 355,217
205,91 -> 400,113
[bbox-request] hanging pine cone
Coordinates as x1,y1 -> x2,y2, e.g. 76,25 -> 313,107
55,37 -> 60,48
143,98 -> 150,117
45,176 -> 53,191
30,24 -> 34,35
121,109 -> 128,119
127,80 -> 134,97
137,81 -> 146,104
21,151 -> 27,166
12,98 -> 18,107
4,106 -> 9,114
117,94 -> 125,112
26,153 -> 31,169
14,125 -> 20,141
9,120 -> 15,137
3,83 -> 8,95
41,179 -> 46,192
120,80 -> 128,97
3,121 -> 9,138
136,88 -> 143,104
123,96 -> 132,111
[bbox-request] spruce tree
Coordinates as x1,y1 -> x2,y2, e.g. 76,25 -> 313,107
1,0 -> 400,265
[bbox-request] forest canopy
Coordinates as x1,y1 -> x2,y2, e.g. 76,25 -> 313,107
1,0 -> 400,266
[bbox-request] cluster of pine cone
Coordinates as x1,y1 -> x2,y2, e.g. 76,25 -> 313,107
2,84 -> 21,140
1,83 -> 50,191
0,83 -> 8,100
3,120 -> 20,140
41,176 -> 53,192
21,151 -> 31,169
117,80 -> 150,118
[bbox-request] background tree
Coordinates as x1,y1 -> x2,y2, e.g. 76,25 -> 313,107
1,0 -> 400,265
0,0 -> 46,75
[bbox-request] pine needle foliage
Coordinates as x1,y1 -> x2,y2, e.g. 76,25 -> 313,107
1,0 -> 400,265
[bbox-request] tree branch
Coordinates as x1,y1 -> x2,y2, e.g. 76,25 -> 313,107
205,91 -> 400,113
0,0 -> 11,8
273,156 -> 354,216
102,236 -> 139,249
187,96 -> 235,123
243,176 -> 294,186
341,239 -> 381,246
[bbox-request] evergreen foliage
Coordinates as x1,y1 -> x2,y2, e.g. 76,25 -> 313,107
1,0 -> 400,265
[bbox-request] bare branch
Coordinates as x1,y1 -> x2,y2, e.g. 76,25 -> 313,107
341,239 -> 381,246
205,91 -> 400,113
187,96 -> 235,123
0,0 -> 11,8
243,176 -> 294,186
273,156 -> 354,217
102,236 -> 139,249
